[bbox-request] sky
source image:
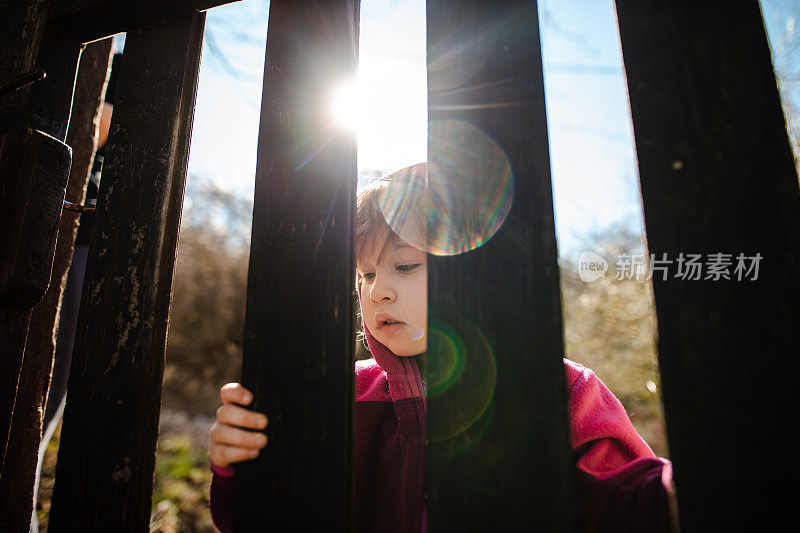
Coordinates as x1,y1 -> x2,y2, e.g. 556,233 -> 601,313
178,0 -> 798,256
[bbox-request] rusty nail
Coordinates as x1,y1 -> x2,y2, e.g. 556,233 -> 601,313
63,200 -> 96,213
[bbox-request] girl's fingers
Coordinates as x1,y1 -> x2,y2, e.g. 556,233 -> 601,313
216,404 -> 268,430
212,384 -> 268,469
210,422 -> 268,449
210,443 -> 261,468
220,383 -> 253,406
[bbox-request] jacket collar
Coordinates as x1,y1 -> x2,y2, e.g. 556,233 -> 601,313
364,324 -> 427,410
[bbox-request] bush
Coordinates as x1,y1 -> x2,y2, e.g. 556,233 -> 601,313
560,224 -> 668,457
163,177 -> 251,417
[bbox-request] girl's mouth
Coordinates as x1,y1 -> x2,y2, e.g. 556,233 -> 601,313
376,314 -> 405,336
380,321 -> 404,336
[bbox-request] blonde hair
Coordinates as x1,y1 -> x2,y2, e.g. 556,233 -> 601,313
355,163 -> 428,269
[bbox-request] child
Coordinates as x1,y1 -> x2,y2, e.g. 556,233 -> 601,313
208,163 -> 675,532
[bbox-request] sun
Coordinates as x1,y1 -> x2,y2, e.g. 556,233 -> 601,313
328,70 -> 427,171
330,77 -> 364,133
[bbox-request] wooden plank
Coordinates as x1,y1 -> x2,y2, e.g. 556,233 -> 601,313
0,38 -> 112,533
614,1 -> 800,530
0,29 -> 81,308
0,126 -> 71,518
0,22 -> 79,483
49,0 -> 236,16
0,0 -> 50,98
48,0 -> 240,44
0,128 -> 71,520
0,0 -> 51,475
426,1 -> 574,530
25,30 -> 83,141
0,309 -> 31,477
48,13 -> 205,531
236,0 -> 359,530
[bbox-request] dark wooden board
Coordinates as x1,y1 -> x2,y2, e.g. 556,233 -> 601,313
48,0 -> 239,44
0,308 -> 31,478
235,0 -> 359,530
615,1 -> 800,530
25,30 -> 82,141
0,38 -> 113,533
0,0 -> 50,102
0,0 -> 57,479
48,13 -> 205,531
0,127 -> 70,471
426,1 -> 575,530
0,23 -> 78,484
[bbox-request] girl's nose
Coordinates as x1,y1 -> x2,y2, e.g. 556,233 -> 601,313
370,274 -> 396,303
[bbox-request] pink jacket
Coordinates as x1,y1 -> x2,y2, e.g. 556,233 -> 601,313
210,333 -> 673,532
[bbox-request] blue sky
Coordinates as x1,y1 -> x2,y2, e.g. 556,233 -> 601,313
183,0 -> 798,256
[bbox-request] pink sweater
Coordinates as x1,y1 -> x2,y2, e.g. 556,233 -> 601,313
210,334 -> 673,532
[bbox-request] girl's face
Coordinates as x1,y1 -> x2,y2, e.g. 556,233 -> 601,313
357,237 -> 427,357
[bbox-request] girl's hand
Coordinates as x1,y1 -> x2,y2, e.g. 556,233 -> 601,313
209,383 -> 269,468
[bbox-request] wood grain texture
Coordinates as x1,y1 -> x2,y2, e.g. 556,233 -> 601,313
48,14 -> 205,531
0,129 -> 72,490
235,1 -> 359,530
48,0 -> 240,44
0,0 -> 50,106
25,31 -> 83,142
0,308 -> 32,477
0,38 -> 112,533
426,1 -> 574,530
0,30 -> 81,309
615,1 -> 800,530
0,7 -> 79,309
0,0 -> 54,478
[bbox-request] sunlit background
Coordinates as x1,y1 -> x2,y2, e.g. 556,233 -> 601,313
102,0 -> 800,461
181,0 -> 799,255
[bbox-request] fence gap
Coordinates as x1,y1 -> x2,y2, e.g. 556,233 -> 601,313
426,0 -> 575,529
236,1 -> 359,530
615,1 -> 800,529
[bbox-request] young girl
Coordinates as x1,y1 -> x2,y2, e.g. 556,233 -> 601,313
208,163 -> 675,532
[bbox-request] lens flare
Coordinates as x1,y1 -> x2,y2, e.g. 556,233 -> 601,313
435,401 -> 495,461
378,121 -> 513,256
427,120 -> 513,255
426,315 -> 496,445
426,323 -> 466,392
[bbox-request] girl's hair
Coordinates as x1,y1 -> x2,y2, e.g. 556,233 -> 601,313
356,178 -> 394,268
355,163 -> 427,346
356,163 -> 428,267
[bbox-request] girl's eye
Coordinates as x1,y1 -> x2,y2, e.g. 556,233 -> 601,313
362,272 -> 376,281
396,263 -> 421,273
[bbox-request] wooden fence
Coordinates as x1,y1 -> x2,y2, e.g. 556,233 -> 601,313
1,0 -> 798,531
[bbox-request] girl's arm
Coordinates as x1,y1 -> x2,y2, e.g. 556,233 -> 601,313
565,359 -> 675,532
208,383 -> 269,532
210,465 -> 236,533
